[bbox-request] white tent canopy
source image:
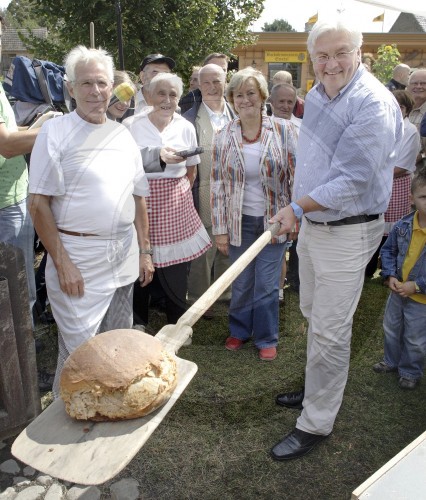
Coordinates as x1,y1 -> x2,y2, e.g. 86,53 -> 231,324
355,0 -> 426,17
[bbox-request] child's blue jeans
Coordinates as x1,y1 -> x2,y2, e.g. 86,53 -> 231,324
383,291 -> 426,380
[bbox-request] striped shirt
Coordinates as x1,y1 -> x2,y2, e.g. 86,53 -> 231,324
294,64 -> 403,223
409,101 -> 426,154
211,115 -> 296,246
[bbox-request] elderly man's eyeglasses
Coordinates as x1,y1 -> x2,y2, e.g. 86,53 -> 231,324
312,48 -> 357,65
408,81 -> 426,87
76,79 -> 110,89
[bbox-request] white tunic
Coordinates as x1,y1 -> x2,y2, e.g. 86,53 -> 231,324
123,112 -> 200,178
29,111 -> 149,352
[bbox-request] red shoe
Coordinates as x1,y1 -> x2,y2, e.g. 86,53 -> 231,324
259,347 -> 277,361
225,337 -> 244,351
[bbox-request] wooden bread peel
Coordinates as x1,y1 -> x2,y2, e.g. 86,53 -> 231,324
12,223 -> 280,485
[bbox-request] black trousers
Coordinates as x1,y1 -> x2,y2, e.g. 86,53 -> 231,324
287,238 -> 300,289
133,261 -> 188,325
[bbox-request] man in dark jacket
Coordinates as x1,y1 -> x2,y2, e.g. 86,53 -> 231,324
385,63 -> 410,92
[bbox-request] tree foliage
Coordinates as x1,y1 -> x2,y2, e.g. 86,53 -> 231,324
7,0 -> 264,79
4,0 -> 44,29
262,18 -> 295,32
372,43 -> 401,84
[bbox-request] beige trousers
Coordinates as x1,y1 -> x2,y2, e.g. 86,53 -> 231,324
296,216 -> 384,435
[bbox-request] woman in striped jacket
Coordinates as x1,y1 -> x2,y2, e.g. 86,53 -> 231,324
211,67 -> 297,361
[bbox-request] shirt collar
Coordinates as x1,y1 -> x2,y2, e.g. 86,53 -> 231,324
203,101 -> 230,129
203,100 -> 226,117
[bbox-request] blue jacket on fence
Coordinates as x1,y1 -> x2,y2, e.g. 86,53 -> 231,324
380,211 -> 426,293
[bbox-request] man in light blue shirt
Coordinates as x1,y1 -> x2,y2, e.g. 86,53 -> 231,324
270,19 -> 403,460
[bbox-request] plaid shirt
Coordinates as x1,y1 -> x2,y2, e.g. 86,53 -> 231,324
409,101 -> 426,155
384,174 -> 412,224
211,115 -> 296,246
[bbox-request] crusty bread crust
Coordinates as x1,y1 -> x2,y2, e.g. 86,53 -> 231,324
60,329 -> 178,421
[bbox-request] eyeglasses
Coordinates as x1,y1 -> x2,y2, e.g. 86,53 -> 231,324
408,81 -> 426,86
312,48 -> 357,65
76,80 -> 110,90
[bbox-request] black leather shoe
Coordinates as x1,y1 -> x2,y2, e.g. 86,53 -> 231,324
270,428 -> 329,461
276,389 -> 304,409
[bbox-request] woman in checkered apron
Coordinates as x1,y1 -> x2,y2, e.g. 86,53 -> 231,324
124,73 -> 211,325
366,90 -> 421,277
384,91 -> 421,234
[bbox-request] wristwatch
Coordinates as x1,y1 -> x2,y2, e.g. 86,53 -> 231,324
414,282 -> 421,294
290,201 -> 304,220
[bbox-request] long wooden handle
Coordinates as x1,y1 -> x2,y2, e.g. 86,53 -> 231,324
155,222 -> 282,353
180,222 -> 281,328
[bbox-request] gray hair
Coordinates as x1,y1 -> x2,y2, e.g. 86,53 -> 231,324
64,45 -> 114,83
307,19 -> 363,55
393,64 -> 410,76
408,68 -> 426,84
269,83 -> 297,103
147,72 -> 183,99
272,70 -> 292,85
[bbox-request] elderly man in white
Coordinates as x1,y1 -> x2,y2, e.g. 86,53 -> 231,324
29,45 -> 153,397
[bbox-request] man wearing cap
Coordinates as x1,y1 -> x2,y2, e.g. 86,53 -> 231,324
135,53 -> 176,115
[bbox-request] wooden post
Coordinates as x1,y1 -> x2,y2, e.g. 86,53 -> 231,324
90,22 -> 95,49
115,0 -> 125,70
0,243 -> 41,440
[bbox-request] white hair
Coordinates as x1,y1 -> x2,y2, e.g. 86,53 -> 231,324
408,68 -> 426,84
147,73 -> 183,99
307,19 -> 363,55
64,45 -> 114,83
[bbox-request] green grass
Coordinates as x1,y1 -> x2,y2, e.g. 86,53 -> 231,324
35,277 -> 425,499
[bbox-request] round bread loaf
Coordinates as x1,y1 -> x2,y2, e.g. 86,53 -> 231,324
60,329 -> 178,421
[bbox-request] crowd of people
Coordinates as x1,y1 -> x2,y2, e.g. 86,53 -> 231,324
1,17 -> 425,461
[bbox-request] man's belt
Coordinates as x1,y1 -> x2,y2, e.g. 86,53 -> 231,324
58,228 -> 99,237
305,214 -> 380,226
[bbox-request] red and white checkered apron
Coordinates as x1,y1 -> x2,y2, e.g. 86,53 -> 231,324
147,176 -> 211,267
385,174 -> 412,224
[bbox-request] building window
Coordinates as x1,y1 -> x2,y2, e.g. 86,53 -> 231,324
268,62 -> 301,88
